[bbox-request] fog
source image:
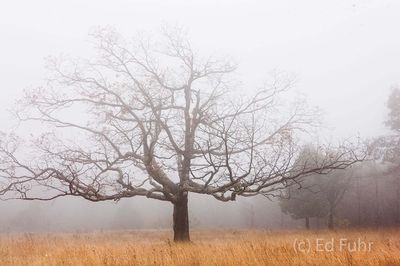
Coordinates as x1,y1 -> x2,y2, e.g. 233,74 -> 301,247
0,0 -> 399,232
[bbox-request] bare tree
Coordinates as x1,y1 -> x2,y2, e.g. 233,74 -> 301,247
0,27 -> 363,241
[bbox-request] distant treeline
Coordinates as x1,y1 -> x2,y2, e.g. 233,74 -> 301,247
280,87 -> 400,229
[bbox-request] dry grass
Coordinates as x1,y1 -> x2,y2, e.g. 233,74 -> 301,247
0,229 -> 399,265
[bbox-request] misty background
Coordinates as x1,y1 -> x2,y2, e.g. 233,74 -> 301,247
0,0 -> 398,232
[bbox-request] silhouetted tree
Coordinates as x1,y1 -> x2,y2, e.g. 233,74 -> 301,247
320,169 -> 352,229
279,146 -> 328,229
280,180 -> 326,229
370,87 -> 400,225
0,27 -> 362,241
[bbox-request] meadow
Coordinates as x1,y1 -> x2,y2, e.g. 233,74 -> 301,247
0,229 -> 399,265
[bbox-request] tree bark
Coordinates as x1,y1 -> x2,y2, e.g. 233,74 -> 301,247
173,193 -> 190,242
305,217 -> 310,230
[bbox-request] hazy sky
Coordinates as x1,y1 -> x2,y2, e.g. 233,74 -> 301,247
0,0 -> 399,139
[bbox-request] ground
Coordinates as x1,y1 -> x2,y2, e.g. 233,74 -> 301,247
0,229 -> 399,265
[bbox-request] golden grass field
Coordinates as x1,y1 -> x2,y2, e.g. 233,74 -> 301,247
0,229 -> 399,266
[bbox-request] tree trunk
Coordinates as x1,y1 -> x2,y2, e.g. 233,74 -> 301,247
173,193 -> 190,242
305,217 -> 310,230
375,178 -> 380,228
356,176 -> 362,226
328,211 -> 334,230
396,178 -> 400,225
327,200 -> 335,230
